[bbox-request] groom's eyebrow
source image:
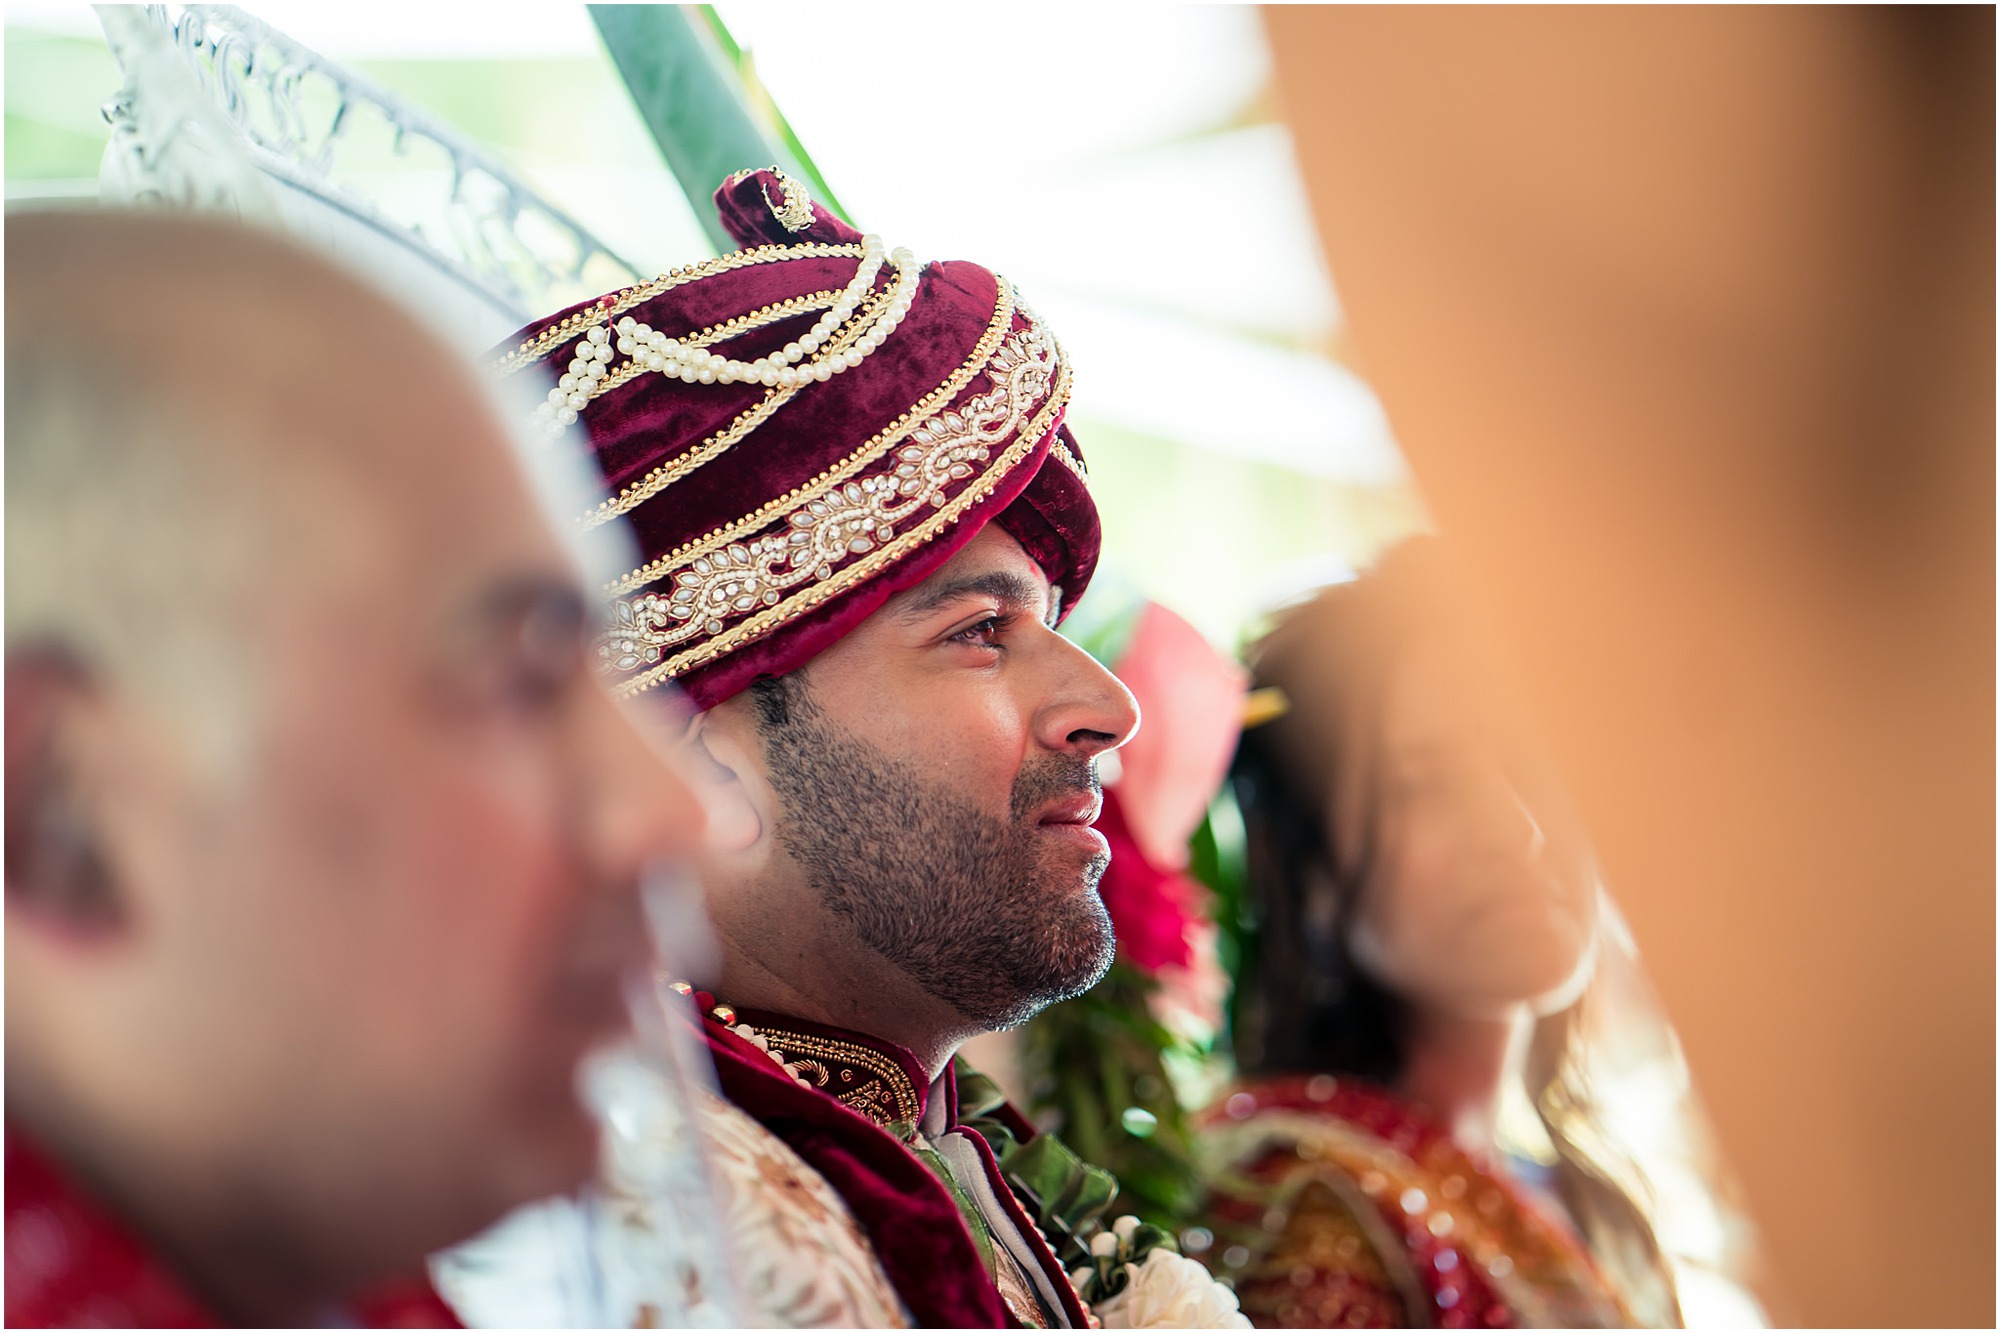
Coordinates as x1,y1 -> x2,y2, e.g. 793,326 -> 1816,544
894,570 -> 1048,623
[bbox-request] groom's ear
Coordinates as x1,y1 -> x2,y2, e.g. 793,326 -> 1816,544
683,701 -> 771,855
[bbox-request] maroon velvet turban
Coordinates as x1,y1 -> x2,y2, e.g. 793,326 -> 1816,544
495,167 -> 1099,711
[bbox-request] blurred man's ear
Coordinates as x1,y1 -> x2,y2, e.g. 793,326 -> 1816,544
683,705 -> 768,855
5,649 -> 128,938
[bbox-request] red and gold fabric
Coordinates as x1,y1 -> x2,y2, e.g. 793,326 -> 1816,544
685,991 -> 1093,1329
1199,1076 -> 1631,1329
4,1125 -> 460,1329
493,167 -> 1098,710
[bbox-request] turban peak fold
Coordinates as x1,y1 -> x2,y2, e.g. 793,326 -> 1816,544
496,167 -> 1099,710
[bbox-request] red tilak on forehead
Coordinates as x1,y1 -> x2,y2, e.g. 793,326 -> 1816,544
493,167 -> 1099,712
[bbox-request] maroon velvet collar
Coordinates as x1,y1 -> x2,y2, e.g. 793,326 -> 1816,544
691,996 -> 1017,1327
730,1004 -> 931,1132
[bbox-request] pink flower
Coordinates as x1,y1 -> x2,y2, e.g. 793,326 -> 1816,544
1095,789 -> 1207,977
1108,604 -> 1247,872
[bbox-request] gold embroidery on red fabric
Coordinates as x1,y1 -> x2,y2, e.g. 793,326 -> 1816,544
602,281 -> 1019,598
600,320 -> 1070,692
748,1026 -> 922,1128
492,243 -> 865,375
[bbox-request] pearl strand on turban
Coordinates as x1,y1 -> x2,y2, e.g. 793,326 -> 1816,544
531,236 -> 921,435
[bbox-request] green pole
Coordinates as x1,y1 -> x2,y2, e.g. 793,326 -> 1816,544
587,4 -> 849,253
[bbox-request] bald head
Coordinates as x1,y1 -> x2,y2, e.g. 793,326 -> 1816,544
7,211 -> 534,771
5,206 -> 487,488
4,210 -> 706,1321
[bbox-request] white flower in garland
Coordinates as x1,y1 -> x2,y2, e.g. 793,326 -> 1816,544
1069,1216 -> 1250,1330
1092,1249 -> 1249,1330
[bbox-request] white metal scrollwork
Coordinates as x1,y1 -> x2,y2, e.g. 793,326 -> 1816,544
96,4 -> 641,325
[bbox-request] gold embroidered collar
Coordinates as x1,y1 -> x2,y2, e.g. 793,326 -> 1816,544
706,1000 -> 927,1132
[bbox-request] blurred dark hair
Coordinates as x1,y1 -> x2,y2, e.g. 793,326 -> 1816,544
1228,717 -> 1408,1081
1225,539 -> 1447,1079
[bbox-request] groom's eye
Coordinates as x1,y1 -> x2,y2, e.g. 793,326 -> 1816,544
949,613 -> 1015,649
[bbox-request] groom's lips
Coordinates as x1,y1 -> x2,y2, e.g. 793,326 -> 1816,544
1034,791 -> 1109,857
